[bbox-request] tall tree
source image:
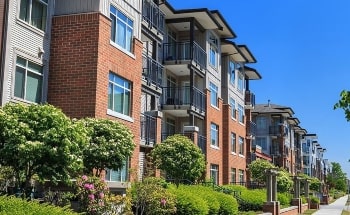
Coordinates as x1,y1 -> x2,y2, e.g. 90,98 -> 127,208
78,118 -> 135,177
0,103 -> 87,193
334,90 -> 350,121
326,162 -> 347,192
150,134 -> 205,187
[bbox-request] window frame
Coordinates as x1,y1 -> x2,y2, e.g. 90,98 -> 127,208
108,72 -> 132,120
230,97 -> 236,119
229,60 -> 235,85
239,136 -> 244,155
209,32 -> 218,69
210,164 -> 219,185
238,72 -> 244,92
209,82 -> 218,107
230,168 -> 236,184
14,56 -> 43,103
19,0 -> 48,31
110,5 -> 134,53
210,123 -> 219,148
105,160 -> 129,182
239,169 -> 244,185
238,104 -> 244,124
231,132 -> 236,154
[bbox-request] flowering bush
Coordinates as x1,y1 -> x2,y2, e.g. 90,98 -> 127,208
76,175 -> 132,215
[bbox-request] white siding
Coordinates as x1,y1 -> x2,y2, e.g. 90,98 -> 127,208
2,0 -> 53,104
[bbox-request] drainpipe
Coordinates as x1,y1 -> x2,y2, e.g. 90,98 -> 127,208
0,0 -> 9,106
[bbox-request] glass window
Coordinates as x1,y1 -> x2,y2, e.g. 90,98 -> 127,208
20,0 -> 48,31
209,82 -> 218,107
229,60 -> 235,85
14,56 -> 43,103
255,137 -> 267,151
230,168 -> 236,184
238,104 -> 244,123
209,33 -> 218,68
210,164 -> 219,185
108,72 -> 132,116
210,123 -> 219,147
110,5 -> 134,52
239,169 -> 244,185
231,132 -> 236,153
256,116 -> 267,129
230,97 -> 236,119
105,160 -> 128,182
238,73 -> 244,92
239,136 -> 244,155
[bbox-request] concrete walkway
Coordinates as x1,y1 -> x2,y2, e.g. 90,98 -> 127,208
313,195 -> 348,215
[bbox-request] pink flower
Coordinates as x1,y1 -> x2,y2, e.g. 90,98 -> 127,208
88,194 -> 95,201
160,198 -> 167,207
82,175 -> 88,180
99,192 -> 104,199
83,183 -> 94,190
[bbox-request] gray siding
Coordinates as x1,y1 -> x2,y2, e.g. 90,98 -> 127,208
54,0 -> 100,15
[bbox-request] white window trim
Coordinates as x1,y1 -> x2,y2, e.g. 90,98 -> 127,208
107,109 -> 134,122
18,0 -> 48,32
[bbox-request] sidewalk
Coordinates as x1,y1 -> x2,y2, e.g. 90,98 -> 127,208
313,195 -> 348,215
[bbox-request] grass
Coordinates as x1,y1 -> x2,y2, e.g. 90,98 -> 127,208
342,210 -> 350,215
302,209 -> 317,215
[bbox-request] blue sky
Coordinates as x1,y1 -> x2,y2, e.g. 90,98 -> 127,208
169,0 -> 350,177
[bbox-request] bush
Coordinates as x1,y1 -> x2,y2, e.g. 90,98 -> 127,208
187,186 -> 220,214
131,177 -> 176,215
169,186 -> 208,215
310,196 -> 320,204
277,192 -> 291,206
215,191 -> 238,215
238,189 -> 265,211
0,195 -> 78,215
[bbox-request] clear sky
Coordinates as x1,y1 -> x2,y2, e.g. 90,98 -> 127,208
168,0 -> 350,177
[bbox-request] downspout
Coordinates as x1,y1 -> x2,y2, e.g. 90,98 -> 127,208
0,0 -> 9,106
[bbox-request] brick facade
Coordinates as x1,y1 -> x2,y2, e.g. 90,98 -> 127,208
49,12 -> 142,181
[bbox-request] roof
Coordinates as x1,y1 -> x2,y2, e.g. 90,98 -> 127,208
252,103 -> 294,116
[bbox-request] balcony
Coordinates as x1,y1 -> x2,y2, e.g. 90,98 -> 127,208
161,86 -> 206,117
142,0 -> 165,36
142,55 -> 163,89
140,114 -> 157,147
245,91 -> 255,109
247,121 -> 257,137
163,41 -> 206,74
269,125 -> 283,137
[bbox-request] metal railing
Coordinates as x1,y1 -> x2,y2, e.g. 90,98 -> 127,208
140,114 -> 157,146
161,86 -> 206,112
142,55 -> 163,88
245,91 -> 255,107
269,125 -> 282,136
247,121 -> 257,136
163,41 -> 207,69
142,0 -> 165,34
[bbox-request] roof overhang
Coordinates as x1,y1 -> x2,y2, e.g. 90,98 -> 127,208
242,66 -> 262,80
288,117 -> 300,125
221,40 -> 246,62
238,44 -> 257,63
211,10 -> 236,39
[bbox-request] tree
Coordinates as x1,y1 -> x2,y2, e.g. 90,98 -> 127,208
334,90 -> 350,121
326,162 -> 347,192
78,118 -> 135,176
150,134 -> 206,187
248,159 -> 275,183
0,103 -> 87,193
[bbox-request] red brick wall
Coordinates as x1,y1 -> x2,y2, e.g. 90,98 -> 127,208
222,104 -> 247,184
205,90 -> 224,184
49,13 -> 143,182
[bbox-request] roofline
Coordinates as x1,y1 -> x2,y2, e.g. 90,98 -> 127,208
221,39 -> 248,61
243,65 -> 262,80
211,10 -> 237,39
237,44 -> 257,63
163,0 -> 223,30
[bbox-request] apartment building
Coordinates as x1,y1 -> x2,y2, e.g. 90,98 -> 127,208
302,134 -> 327,181
251,103 -> 302,175
0,0 -> 262,187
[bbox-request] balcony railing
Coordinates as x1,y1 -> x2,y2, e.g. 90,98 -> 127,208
161,86 -> 206,112
247,121 -> 257,137
269,125 -> 283,136
245,91 -> 255,107
163,41 -> 207,70
142,0 -> 165,34
140,114 -> 157,146
142,55 -> 163,88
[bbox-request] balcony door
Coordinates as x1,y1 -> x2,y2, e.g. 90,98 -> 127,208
182,81 -> 190,105
166,76 -> 176,104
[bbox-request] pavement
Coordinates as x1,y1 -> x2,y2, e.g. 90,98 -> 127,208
313,195 -> 349,215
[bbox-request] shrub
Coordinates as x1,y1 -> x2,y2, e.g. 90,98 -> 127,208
277,192 -> 291,206
169,186 -> 208,215
238,189 -> 265,211
187,186 -> 220,214
131,177 -> 176,215
0,195 -> 78,215
310,196 -> 320,204
215,191 -> 239,215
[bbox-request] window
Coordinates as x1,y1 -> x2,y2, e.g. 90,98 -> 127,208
238,104 -> 244,123
108,72 -> 132,116
230,168 -> 236,184
239,136 -> 244,155
105,160 -> 128,182
239,169 -> 244,185
19,0 -> 48,31
14,56 -> 43,103
238,73 -> 244,92
255,137 -> 267,151
110,5 -> 134,52
229,60 -> 235,85
256,116 -> 267,130
230,98 -> 236,119
210,164 -> 219,185
209,33 -> 218,68
231,132 -> 236,153
210,123 -> 219,147
209,82 -> 218,107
